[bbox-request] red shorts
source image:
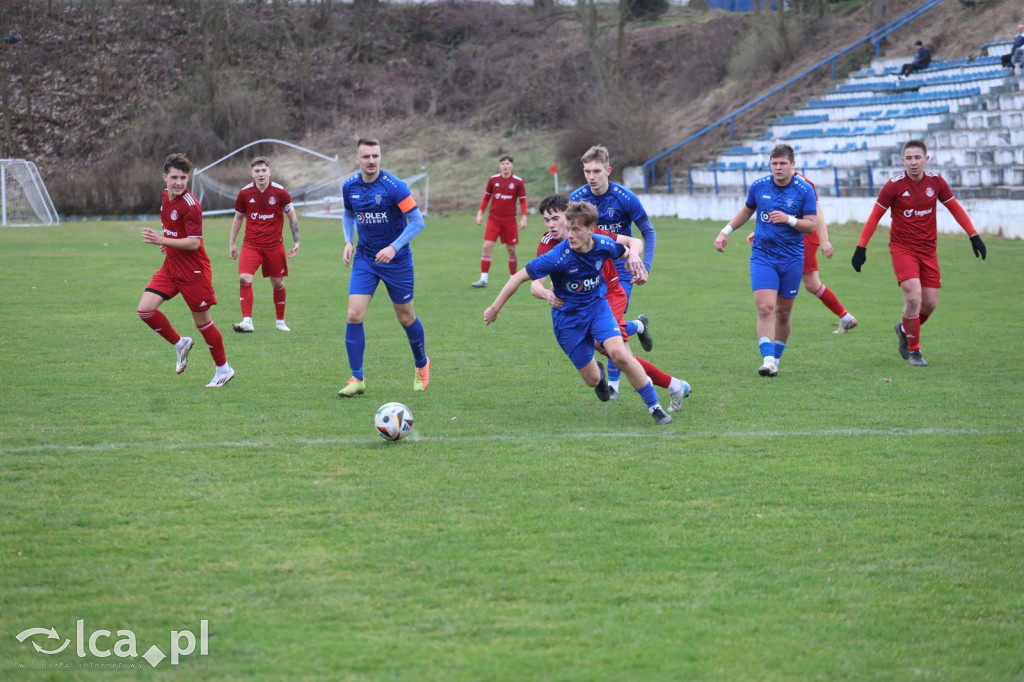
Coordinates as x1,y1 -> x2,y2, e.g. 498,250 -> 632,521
803,245 -> 819,274
890,242 -> 941,288
803,233 -> 819,274
146,266 -> 217,312
484,218 -> 518,246
239,243 -> 288,278
607,287 -> 630,342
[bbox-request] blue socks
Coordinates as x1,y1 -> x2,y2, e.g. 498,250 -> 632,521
404,317 -> 427,368
345,322 -> 365,380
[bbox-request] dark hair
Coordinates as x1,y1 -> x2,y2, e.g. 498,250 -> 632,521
499,154 -> 513,164
902,139 -> 927,156
769,144 -> 795,163
539,193 -> 569,215
163,153 -> 192,175
914,40 -> 923,47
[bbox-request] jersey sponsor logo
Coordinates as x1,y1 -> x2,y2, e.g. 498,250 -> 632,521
164,228 -> 180,237
903,207 -> 934,218
567,275 -> 601,293
601,222 -> 625,234
170,210 -> 179,221
494,192 -> 516,200
357,211 -> 390,224
250,212 -> 276,221
760,211 -> 771,222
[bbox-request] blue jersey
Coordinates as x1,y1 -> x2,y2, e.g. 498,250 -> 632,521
525,234 -> 625,315
570,182 -> 656,274
745,174 -> 816,262
343,170 -> 418,262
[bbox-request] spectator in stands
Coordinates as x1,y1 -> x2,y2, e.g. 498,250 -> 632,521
1001,25 -> 1024,70
898,41 -> 931,78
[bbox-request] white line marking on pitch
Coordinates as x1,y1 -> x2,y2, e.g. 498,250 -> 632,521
3,426 -> 1021,454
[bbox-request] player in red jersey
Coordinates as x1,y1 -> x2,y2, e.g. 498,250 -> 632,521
532,194 -> 691,412
852,139 -> 986,366
751,172 -> 857,333
137,153 -> 234,387
229,156 -> 300,333
471,154 -> 528,288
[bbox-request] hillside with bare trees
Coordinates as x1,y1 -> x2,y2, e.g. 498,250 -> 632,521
0,0 -> 1014,214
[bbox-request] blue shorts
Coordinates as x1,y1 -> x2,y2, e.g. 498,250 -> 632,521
349,252 -> 415,304
750,253 -> 802,299
552,298 -> 621,370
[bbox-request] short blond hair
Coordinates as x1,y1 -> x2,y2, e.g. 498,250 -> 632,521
565,200 -> 598,228
580,145 -> 610,167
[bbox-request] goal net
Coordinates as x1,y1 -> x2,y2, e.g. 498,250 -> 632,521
1,159 -> 59,226
191,139 -> 429,219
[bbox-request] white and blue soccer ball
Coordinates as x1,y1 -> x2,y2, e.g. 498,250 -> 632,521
374,402 -> 414,441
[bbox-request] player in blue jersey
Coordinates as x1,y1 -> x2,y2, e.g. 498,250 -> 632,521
569,145 -> 656,397
713,144 -> 818,376
484,200 -> 672,425
338,138 -> 430,397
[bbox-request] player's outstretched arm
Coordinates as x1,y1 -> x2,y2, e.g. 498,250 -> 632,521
852,204 -> 887,272
484,269 -> 531,325
716,206 -> 754,252
946,198 -> 986,260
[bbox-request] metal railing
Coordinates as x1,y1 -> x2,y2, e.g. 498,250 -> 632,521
641,0 -> 945,191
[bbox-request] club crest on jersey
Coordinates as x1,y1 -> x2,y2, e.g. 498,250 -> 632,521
170,210 -> 179,221
605,207 -> 619,220
374,193 -> 383,205
268,196 -> 277,205
925,187 -> 934,197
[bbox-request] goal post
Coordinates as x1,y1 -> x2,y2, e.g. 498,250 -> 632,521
0,159 -> 60,226
191,139 -> 428,219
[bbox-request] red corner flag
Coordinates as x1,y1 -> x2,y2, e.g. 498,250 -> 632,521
548,163 -> 558,174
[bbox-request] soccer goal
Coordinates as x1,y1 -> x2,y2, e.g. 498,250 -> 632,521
191,139 -> 429,219
1,159 -> 60,226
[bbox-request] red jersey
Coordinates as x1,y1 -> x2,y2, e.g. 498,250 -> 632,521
536,228 -> 621,294
234,182 -> 294,249
161,189 -> 211,283
795,172 -> 821,248
875,171 -> 955,254
480,174 -> 527,222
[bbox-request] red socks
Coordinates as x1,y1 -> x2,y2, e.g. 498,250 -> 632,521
902,315 -> 921,351
273,286 -> 286,321
508,257 -> 518,275
813,284 -> 847,318
480,256 -> 492,274
635,357 -> 671,388
138,310 -> 180,345
198,320 -> 227,367
239,282 -> 253,318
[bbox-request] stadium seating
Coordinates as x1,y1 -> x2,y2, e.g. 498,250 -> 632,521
692,41 -> 1023,197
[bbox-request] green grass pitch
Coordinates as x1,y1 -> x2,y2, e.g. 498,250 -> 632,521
1,213 -> 1022,680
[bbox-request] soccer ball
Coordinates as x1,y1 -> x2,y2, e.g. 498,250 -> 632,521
374,402 -> 414,441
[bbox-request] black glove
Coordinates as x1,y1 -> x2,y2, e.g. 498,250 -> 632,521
970,234 -> 986,260
851,246 -> 867,272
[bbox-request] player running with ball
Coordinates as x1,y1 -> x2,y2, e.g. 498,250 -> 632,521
484,200 -> 674,425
